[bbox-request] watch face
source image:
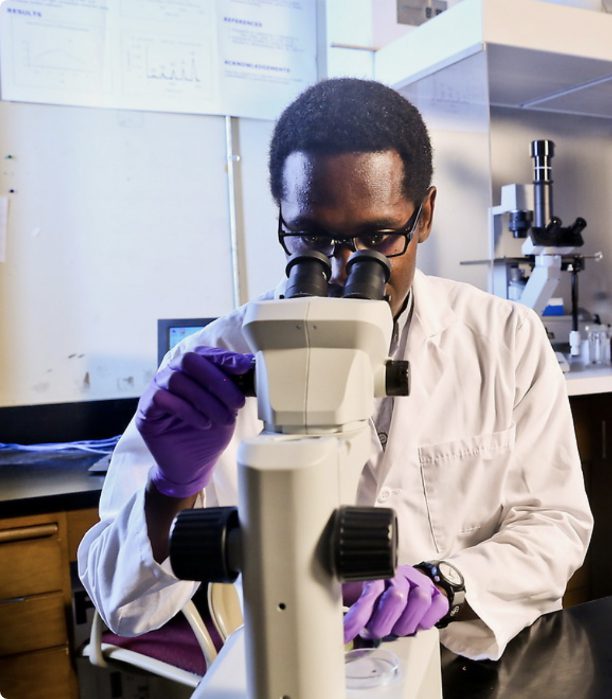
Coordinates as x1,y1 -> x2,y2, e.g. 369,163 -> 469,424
439,562 -> 464,587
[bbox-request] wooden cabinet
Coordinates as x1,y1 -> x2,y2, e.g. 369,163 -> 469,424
564,392 -> 612,606
0,647 -> 75,699
0,507 -> 98,699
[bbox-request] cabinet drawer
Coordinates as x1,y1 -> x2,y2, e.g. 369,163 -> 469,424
0,646 -> 75,699
0,534 -> 63,599
0,591 -> 68,656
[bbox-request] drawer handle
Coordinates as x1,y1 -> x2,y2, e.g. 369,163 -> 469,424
0,523 -> 58,543
0,596 -> 26,606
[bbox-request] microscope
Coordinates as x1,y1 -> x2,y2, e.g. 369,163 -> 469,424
169,249 -> 436,698
486,140 -> 601,361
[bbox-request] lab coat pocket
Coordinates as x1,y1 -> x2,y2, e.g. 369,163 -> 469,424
418,425 -> 516,554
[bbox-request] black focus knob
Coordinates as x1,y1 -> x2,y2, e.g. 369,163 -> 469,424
231,357 -> 256,397
385,359 -> 410,397
169,507 -> 241,583
332,506 -> 398,582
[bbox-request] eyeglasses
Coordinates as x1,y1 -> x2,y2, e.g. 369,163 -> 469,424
278,201 -> 424,259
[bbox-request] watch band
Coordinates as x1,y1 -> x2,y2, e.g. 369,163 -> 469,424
415,560 -> 466,628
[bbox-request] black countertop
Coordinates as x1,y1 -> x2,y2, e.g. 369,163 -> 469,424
0,449 -> 105,518
442,596 -> 612,698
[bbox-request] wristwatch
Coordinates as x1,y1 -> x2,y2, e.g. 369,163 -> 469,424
415,560 -> 466,628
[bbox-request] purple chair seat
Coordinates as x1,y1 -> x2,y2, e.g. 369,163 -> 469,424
101,607 -> 224,677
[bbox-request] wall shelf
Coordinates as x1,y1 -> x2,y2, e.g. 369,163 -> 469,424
375,0 -> 612,119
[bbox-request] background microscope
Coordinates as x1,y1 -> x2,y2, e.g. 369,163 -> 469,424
467,139 -> 603,367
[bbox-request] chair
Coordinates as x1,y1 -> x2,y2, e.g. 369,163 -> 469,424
81,583 -> 243,689
207,580 -> 243,642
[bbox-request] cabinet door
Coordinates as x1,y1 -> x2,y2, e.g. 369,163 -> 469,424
570,393 -> 612,601
0,591 -> 67,656
67,508 -> 99,562
0,512 -> 77,699
0,646 -> 76,699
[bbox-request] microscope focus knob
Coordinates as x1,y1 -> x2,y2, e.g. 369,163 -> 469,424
385,359 -> 410,397
332,506 -> 398,582
169,507 -> 241,583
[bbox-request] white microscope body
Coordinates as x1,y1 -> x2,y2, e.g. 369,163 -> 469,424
238,294 -> 397,698
171,251 -> 442,699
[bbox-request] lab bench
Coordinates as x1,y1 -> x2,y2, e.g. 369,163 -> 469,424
193,596 -> 612,699
565,364 -> 612,397
0,450 -> 103,699
441,596 -> 612,699
0,373 -> 609,698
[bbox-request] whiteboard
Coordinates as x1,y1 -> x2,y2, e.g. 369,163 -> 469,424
0,100 -> 241,407
0,0 -> 318,120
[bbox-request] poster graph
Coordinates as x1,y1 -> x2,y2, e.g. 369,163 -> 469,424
0,0 -> 318,119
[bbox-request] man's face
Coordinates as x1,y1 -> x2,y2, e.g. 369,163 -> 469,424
279,150 -> 436,318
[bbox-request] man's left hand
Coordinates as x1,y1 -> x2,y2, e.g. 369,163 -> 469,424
343,565 -> 449,643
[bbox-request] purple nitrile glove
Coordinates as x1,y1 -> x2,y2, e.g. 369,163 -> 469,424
136,346 -> 254,498
343,565 -> 449,643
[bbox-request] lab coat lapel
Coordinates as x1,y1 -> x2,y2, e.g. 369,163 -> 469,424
405,269 -> 456,359
382,271 -> 457,483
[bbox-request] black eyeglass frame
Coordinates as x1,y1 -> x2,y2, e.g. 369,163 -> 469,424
277,200 -> 425,259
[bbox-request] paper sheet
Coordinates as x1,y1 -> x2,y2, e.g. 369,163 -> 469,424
0,0 -> 317,120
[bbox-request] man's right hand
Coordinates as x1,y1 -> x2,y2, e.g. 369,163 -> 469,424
136,346 -> 254,499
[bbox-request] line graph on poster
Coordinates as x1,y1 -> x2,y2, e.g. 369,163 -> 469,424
10,13 -> 107,93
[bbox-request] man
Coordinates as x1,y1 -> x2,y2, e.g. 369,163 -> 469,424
79,78 -> 592,661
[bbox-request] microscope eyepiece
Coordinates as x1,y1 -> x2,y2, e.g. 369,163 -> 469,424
284,251 -> 332,298
343,250 -> 391,301
530,139 -> 555,161
530,139 -> 555,229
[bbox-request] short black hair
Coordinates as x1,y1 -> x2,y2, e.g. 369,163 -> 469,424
269,78 -> 432,205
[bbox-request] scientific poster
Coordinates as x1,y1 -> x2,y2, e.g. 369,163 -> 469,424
0,0 -> 318,119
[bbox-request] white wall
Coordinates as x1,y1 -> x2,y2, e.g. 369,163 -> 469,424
393,50 -> 493,290
325,0 -> 466,79
237,118 -> 286,299
0,102 -> 279,407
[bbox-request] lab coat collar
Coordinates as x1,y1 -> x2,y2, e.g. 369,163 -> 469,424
408,269 -> 458,351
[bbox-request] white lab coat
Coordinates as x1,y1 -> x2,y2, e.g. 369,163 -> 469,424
78,270 -> 593,661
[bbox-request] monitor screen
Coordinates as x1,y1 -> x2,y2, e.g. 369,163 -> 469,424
157,318 -> 215,366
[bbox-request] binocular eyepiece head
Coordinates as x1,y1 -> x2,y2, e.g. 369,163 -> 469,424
284,250 -> 331,299
284,249 -> 391,301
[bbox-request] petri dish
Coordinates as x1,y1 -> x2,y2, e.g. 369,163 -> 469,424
345,647 -> 403,696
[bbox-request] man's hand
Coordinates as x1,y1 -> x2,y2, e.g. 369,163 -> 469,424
343,565 -> 449,643
136,347 -> 254,498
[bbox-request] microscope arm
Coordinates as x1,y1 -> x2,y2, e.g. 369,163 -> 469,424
238,428 -> 371,698
517,253 -> 562,316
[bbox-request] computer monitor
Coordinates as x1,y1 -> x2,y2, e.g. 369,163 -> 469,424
157,318 -> 215,366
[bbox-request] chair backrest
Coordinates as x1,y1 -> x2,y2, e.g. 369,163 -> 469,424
208,581 -> 243,641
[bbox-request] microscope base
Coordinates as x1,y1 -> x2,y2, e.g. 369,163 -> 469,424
193,626 -> 443,699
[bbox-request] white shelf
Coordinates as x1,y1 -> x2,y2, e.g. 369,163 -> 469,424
565,365 -> 612,396
375,0 -> 612,119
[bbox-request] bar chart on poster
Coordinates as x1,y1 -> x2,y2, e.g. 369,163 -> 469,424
0,0 -> 317,119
